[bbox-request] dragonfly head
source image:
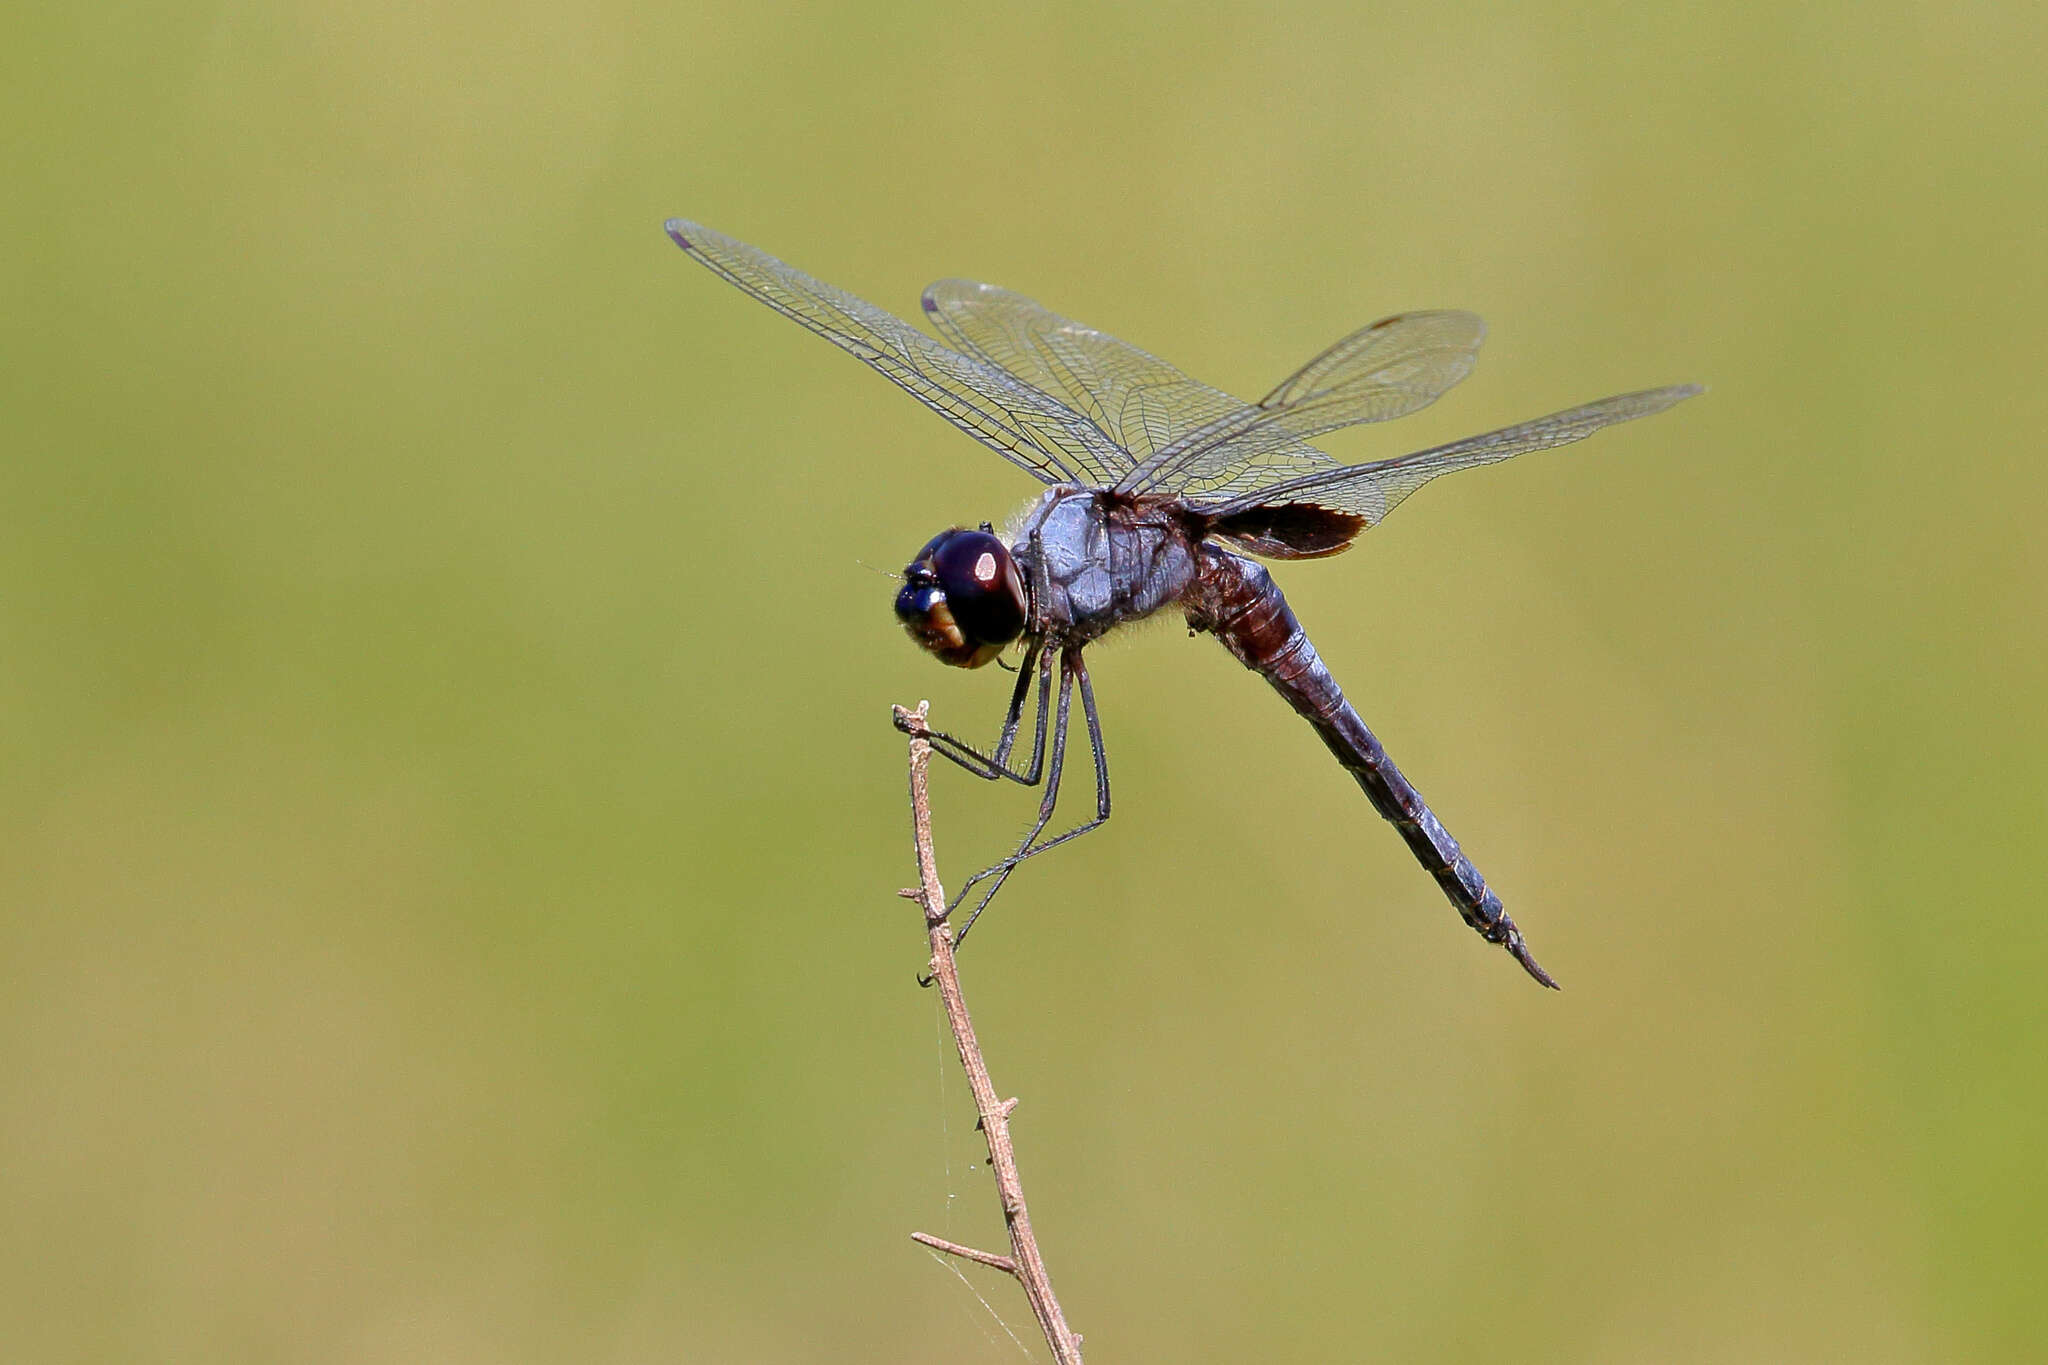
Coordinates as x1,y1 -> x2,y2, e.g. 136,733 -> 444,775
895,527 -> 1026,668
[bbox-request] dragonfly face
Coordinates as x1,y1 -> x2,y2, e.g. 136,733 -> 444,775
895,528 -> 1027,668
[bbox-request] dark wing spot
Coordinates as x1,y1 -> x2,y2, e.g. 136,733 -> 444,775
1208,503 -> 1367,560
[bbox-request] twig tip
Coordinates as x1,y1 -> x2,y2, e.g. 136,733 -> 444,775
910,1231 -> 1019,1276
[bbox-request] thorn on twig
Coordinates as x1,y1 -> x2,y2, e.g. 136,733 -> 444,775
911,1232 -> 1019,1276
1000,1097 -> 1020,1118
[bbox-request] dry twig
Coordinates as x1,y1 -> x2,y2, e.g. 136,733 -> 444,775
896,701 -> 1085,1365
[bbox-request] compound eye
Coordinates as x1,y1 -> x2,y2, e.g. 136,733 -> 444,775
931,530 -> 1025,649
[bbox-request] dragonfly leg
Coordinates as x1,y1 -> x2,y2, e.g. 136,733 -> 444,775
950,647 -> 1113,948
897,639 -> 1053,786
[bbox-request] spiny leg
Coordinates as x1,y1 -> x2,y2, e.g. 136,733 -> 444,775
948,653 -> 1073,945
950,647 -> 1114,947
984,651 -> 1112,869
897,639 -> 1053,786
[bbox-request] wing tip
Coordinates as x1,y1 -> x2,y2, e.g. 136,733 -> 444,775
663,218 -> 699,251
1627,381 -> 1708,413
1645,381 -> 1706,414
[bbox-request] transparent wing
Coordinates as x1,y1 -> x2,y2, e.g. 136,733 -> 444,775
1199,384 -> 1706,527
1119,311 -> 1488,501
665,221 -> 1128,486
920,279 -> 1271,474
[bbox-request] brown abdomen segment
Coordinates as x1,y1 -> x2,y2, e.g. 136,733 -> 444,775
1183,545 -> 1558,987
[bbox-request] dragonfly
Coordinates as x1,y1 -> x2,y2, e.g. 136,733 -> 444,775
666,219 -> 1700,987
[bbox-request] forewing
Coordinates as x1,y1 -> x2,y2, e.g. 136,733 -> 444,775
1201,384 -> 1705,529
1121,310 -> 1486,501
920,279 -> 1258,473
666,221 -> 1126,486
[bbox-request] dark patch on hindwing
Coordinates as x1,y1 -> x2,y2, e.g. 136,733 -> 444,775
1207,503 -> 1366,559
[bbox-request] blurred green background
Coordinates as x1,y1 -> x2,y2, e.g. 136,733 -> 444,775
4,2 -> 2043,1361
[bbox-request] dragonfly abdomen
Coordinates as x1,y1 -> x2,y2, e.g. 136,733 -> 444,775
1185,546 -> 1559,988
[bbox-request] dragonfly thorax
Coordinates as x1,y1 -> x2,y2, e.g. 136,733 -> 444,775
1021,487 -> 1203,643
